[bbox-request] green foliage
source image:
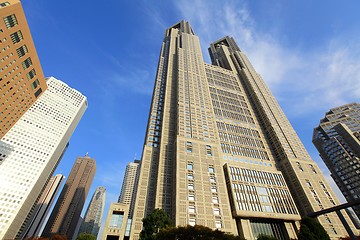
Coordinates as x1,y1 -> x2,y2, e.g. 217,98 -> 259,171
76,233 -> 96,240
256,233 -> 277,240
140,209 -> 173,240
298,217 -> 330,240
156,225 -> 245,240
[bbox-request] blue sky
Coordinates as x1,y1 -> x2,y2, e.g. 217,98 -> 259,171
21,0 -> 360,236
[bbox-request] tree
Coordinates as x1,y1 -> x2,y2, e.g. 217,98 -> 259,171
140,209 -> 173,240
76,233 -> 96,240
51,235 -> 67,240
156,225 -> 245,240
298,217 -> 330,240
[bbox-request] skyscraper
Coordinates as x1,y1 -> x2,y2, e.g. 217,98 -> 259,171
20,174 -> 65,238
42,156 -> 96,240
0,77 -> 87,239
0,0 -> 47,139
313,102 -> 360,218
78,186 -> 106,238
129,20 -> 356,239
118,160 -> 140,217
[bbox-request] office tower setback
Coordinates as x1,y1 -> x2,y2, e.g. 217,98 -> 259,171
0,0 -> 47,139
0,77 -> 87,239
129,20 -> 355,239
20,174 -> 65,238
119,160 -> 140,217
42,156 -> 96,240
313,103 -> 360,218
78,186 -> 106,238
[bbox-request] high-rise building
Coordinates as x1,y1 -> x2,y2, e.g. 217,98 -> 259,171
129,20 -> 356,239
20,174 -> 65,238
78,186 -> 106,238
42,156 -> 96,240
313,103 -> 360,218
118,160 -> 140,217
0,0 -> 47,139
0,77 -> 87,239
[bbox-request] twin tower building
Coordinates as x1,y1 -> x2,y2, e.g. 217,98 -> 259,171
104,20 -> 358,240
0,1 -> 358,239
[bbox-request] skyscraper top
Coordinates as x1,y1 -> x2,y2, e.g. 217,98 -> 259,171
165,20 -> 194,36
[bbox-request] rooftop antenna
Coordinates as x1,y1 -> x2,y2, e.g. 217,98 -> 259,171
85,152 -> 88,157
134,153 -> 137,161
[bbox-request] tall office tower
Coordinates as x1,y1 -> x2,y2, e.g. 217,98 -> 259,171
0,76 -> 87,239
313,103 -> 360,218
129,20 -> 355,240
42,156 -> 97,240
0,0 -> 47,139
78,186 -> 106,238
20,174 -> 65,238
118,160 -> 140,217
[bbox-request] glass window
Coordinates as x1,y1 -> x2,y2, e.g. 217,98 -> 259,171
4,14 -> 17,29
110,211 -> 124,229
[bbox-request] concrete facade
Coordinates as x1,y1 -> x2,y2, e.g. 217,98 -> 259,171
0,0 -> 47,139
101,203 -> 129,240
0,77 -> 87,239
78,186 -> 106,238
313,103 -> 360,219
20,174 -> 65,238
128,21 -> 358,239
41,156 -> 96,240
118,160 -> 140,219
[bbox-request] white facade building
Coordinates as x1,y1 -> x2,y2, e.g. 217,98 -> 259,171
0,77 -> 87,239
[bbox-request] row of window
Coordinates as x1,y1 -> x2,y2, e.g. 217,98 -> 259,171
229,167 -> 286,187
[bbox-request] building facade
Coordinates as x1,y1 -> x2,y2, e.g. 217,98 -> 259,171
20,174 -> 65,238
118,160 -> 140,217
101,203 -> 130,240
42,156 -> 97,240
0,0 -> 47,139
78,186 -> 106,238
313,103 -> 360,219
129,21 -> 356,239
0,77 -> 87,239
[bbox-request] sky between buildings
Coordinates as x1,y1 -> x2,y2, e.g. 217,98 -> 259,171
20,0 -> 360,237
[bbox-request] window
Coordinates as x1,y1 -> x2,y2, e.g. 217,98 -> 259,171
213,208 -> 221,215
16,45 -> 28,57
206,145 -> 212,156
26,68 -> 36,80
187,164 -> 193,170
188,193 -> 195,201
4,14 -> 17,29
0,2 -> 10,8
186,141 -> 192,152
21,57 -> 32,70
110,211 -> 124,229
31,79 -> 39,90
189,218 -> 196,226
10,30 -> 23,44
215,220 -> 222,228
188,206 -> 196,213
34,87 -> 42,98
209,167 -> 214,173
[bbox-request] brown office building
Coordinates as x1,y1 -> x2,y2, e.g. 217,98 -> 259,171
129,21 -> 357,239
0,0 -> 47,139
42,156 -> 96,239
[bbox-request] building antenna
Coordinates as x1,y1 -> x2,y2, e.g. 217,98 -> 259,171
85,152 -> 88,157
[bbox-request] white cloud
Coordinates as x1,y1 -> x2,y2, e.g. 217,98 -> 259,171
174,0 -> 360,117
